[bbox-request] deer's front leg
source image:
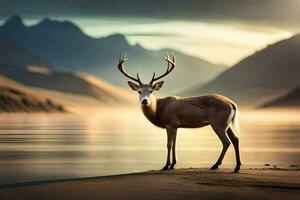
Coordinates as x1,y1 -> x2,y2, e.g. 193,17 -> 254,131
169,129 -> 177,169
162,126 -> 176,170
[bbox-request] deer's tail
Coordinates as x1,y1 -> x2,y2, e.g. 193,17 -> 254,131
231,104 -> 240,133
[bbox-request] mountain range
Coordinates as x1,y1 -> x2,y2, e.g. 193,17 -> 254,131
0,63 -> 133,105
0,24 -> 135,112
185,34 -> 300,107
260,86 -> 300,108
0,32 -> 50,67
0,15 -> 225,93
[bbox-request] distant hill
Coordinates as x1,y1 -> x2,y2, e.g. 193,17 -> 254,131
0,75 -> 65,113
184,34 -> 300,106
0,63 -> 133,105
0,15 -> 225,92
260,86 -> 300,108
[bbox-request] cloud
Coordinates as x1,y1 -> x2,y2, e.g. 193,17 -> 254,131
125,32 -> 180,37
0,0 -> 299,28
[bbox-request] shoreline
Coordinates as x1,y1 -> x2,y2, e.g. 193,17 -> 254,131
0,167 -> 299,189
0,168 -> 299,200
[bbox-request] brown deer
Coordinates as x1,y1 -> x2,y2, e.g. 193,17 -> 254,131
117,53 -> 241,173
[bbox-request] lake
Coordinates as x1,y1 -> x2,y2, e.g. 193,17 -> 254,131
0,108 -> 299,185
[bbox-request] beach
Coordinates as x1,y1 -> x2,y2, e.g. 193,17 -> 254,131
0,168 -> 299,200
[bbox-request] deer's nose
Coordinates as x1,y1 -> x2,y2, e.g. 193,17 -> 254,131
141,99 -> 148,105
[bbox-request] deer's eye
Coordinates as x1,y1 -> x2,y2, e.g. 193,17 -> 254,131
149,90 -> 153,93
138,91 -> 141,94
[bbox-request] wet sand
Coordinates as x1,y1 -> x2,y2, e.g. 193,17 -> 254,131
0,168 -> 299,200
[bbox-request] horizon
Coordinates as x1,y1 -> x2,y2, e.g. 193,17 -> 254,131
0,14 -> 295,66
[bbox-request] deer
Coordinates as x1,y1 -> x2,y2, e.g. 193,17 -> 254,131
117,53 -> 242,173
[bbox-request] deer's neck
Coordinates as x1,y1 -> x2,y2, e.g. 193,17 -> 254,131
141,96 -> 160,126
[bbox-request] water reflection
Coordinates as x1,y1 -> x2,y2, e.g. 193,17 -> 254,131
0,109 -> 299,185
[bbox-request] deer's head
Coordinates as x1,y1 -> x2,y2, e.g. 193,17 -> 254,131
118,53 -> 175,106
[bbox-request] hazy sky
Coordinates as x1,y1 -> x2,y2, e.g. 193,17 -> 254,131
0,0 -> 299,66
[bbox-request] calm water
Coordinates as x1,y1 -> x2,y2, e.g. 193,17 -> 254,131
0,109 -> 299,185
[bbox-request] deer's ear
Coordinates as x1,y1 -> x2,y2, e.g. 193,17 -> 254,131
127,81 -> 139,91
153,81 -> 164,91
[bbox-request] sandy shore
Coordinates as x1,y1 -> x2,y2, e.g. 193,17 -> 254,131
0,168 -> 299,200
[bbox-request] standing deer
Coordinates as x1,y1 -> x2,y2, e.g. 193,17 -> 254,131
117,53 -> 241,172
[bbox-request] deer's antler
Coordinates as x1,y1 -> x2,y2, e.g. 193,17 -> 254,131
150,53 -> 176,84
117,52 -> 142,84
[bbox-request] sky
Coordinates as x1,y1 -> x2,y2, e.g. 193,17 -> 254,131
0,0 -> 299,66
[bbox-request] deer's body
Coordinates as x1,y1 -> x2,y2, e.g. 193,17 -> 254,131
141,94 -> 236,129
117,53 -> 242,172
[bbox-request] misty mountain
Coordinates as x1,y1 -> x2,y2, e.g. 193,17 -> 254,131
185,34 -> 300,106
260,86 -> 300,108
0,63 -> 133,105
0,33 -> 50,67
0,75 -> 65,113
0,15 -> 225,92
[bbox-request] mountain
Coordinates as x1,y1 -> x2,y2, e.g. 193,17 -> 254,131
0,63 -> 133,105
260,86 -> 300,108
185,34 -> 300,106
0,75 -> 65,113
0,32 -> 50,67
0,15 -> 225,92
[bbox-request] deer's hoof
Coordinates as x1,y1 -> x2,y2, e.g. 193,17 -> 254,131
210,164 -> 219,170
161,166 -> 169,171
169,164 -> 176,170
233,166 -> 240,173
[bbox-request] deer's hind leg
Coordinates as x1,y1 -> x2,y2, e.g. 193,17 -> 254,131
210,123 -> 231,170
227,127 -> 241,172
